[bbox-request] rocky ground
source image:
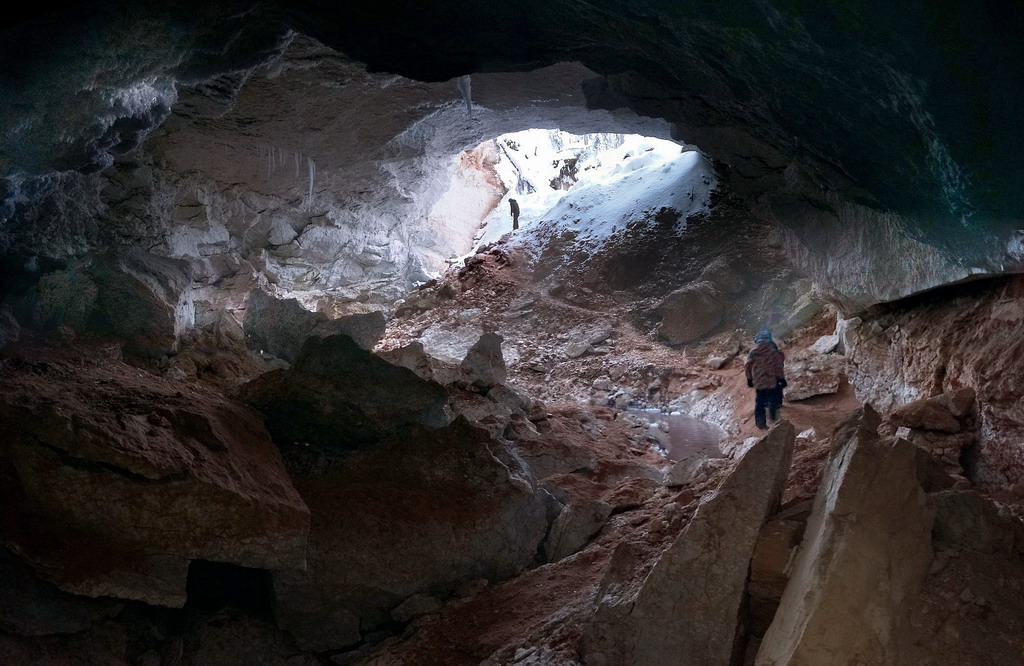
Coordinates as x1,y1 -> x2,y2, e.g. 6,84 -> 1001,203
3,207 -> 1024,664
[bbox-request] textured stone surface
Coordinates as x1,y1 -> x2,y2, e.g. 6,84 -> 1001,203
544,499 -> 612,562
0,353 -> 309,607
243,289 -> 385,361
583,421 -> 795,666
783,351 -> 845,402
847,276 -> 1024,487
655,281 -> 724,345
237,333 -> 451,449
460,331 -> 507,389
756,408 -> 934,666
89,249 -> 194,358
273,418 -> 547,651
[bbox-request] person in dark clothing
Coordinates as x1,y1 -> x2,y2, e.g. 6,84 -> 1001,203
509,198 -> 520,230
744,328 -> 787,429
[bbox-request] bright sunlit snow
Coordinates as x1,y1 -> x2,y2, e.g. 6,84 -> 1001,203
470,129 -> 716,255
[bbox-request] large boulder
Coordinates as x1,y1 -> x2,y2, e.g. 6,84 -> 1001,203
543,499 -> 612,562
89,249 -> 194,358
460,331 -> 508,389
755,406 -> 934,665
655,281 -> 724,345
237,333 -> 451,449
0,354 -> 309,607
243,289 -> 385,362
273,418 -> 548,651
583,420 -> 795,665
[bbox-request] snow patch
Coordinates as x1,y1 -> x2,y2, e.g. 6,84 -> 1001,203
465,128 -> 716,260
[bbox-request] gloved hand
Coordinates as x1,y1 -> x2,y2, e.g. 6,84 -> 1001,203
747,378 -> 753,388
777,377 -> 788,389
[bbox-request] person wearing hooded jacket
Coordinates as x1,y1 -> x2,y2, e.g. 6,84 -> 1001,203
744,328 -> 787,429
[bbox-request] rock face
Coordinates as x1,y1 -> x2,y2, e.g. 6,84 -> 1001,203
880,387 -> 977,479
237,333 -> 451,449
544,499 -> 612,562
0,353 -> 309,607
460,331 -> 508,389
756,406 -> 934,665
846,276 -> 1024,487
655,281 -> 724,345
89,249 -> 194,358
243,289 -> 385,361
783,350 -> 845,402
273,418 -> 548,651
583,421 -> 795,665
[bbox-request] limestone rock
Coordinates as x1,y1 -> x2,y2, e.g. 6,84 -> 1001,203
237,333 -> 451,449
544,499 -> 612,562
583,421 -> 795,665
661,454 -> 708,487
749,519 -> 806,602
655,280 -> 724,345
0,355 -> 309,607
378,341 -> 462,386
89,249 -> 194,358
755,409 -> 934,666
931,490 -> 1016,555
460,332 -> 507,389
889,396 -> 962,433
273,418 -> 547,651
783,351 -> 844,402
244,289 -> 385,361
808,334 -> 839,354
700,258 -> 746,295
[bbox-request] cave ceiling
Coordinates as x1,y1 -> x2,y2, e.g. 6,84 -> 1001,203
1,0 -> 1022,292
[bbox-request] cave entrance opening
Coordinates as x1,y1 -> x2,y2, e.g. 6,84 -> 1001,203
424,128 -> 692,274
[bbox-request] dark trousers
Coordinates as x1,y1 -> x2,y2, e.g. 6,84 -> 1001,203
755,388 -> 783,428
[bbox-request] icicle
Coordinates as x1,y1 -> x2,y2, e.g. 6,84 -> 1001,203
457,75 -> 473,117
307,156 -> 316,209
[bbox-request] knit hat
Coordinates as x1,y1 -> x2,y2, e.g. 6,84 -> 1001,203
753,328 -> 773,344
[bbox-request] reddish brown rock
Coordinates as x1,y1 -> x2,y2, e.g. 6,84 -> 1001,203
0,352 -> 309,607
889,397 -> 962,433
273,418 -> 548,651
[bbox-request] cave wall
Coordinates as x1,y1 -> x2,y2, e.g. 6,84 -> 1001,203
846,276 -> 1024,488
2,0 -> 1021,320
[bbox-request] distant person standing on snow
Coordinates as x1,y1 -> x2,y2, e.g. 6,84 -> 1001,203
509,198 -> 520,230
744,328 -> 787,430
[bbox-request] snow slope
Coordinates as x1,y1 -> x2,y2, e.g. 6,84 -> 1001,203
470,129 -> 717,260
